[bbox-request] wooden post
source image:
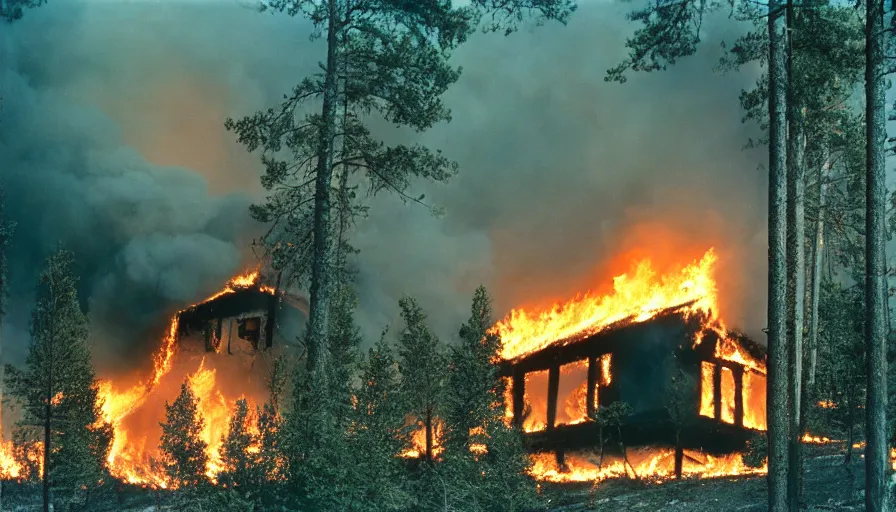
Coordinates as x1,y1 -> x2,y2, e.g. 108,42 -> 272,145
556,448 -> 567,472
264,272 -> 282,349
733,366 -> 745,427
512,368 -> 525,428
586,355 -> 598,418
547,364 -> 560,430
713,364 -> 723,421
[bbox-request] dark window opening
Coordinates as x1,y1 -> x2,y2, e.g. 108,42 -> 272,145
238,316 -> 261,346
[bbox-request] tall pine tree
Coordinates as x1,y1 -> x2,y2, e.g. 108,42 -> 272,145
225,2 -> 474,448
4,248 -> 111,512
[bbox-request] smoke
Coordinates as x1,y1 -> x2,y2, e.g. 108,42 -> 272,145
0,0 -> 315,371
352,6 -> 768,341
0,0 -> 768,374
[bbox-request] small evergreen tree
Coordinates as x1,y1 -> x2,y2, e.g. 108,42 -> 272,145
4,248 -> 111,512
342,338 -> 409,511
158,382 -> 209,489
219,398 -> 262,489
440,287 -> 538,512
396,297 -> 444,464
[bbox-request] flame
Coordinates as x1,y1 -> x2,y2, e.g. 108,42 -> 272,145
742,371 -> 767,430
523,370 -> 549,433
801,433 -> 837,444
719,367 -> 735,424
558,360 -> 589,427
529,447 -> 766,483
401,420 -> 444,459
187,359 -> 230,480
95,267 -> 270,488
699,362 -> 714,418
493,250 -> 720,361
600,354 -> 612,386
817,400 -> 836,409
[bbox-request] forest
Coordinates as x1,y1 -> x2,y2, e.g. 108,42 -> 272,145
0,0 -> 895,510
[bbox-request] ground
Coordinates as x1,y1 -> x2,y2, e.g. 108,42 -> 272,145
540,444 -> 869,511
0,445 -> 876,511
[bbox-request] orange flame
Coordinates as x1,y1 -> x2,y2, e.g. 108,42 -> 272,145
96,268 -> 269,488
493,250 -> 721,361
529,447 -> 766,483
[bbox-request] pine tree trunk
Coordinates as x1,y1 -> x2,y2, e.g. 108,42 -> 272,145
808,160 -> 828,387
305,0 -> 340,441
785,104 -> 805,512
767,0 -> 790,508
425,409 -> 433,463
864,0 -> 889,507
784,4 -> 805,508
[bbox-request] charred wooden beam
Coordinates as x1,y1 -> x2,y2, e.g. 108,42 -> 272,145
525,417 -> 752,456
586,355 -> 597,418
512,368 -> 525,428
713,363 -> 722,421
556,448 -> 567,472
547,364 -> 560,430
264,272 -> 282,349
733,366 -> 744,427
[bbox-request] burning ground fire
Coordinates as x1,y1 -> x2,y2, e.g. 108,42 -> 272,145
491,248 -> 770,483
529,448 -> 766,483
0,269 -> 277,488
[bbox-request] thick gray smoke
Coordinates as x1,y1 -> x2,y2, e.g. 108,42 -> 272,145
0,0 -> 768,374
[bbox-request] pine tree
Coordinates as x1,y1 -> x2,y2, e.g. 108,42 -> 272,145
863,0 -> 888,502
343,339 -> 409,511
257,357 -> 287,486
396,297 -> 444,464
4,248 -> 111,512
220,398 -> 262,490
225,2 -> 475,450
158,382 -> 209,489
440,286 -> 538,511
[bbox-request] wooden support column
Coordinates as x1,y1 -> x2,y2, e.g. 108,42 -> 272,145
733,366 -> 745,427
512,368 -> 526,428
264,272 -> 282,349
713,364 -> 723,421
546,364 -> 560,430
556,448 -> 567,472
586,355 -> 598,419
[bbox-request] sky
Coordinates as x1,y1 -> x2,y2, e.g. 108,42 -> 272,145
0,0 -> 772,374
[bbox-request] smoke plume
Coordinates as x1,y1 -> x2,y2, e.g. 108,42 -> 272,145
0,0 -> 767,375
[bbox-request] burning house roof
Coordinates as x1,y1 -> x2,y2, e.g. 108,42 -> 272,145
491,248 -> 768,483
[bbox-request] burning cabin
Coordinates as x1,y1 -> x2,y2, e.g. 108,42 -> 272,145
174,271 -> 308,354
500,304 -> 767,458
494,250 -> 768,473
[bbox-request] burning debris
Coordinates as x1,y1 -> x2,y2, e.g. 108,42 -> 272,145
491,248 -> 769,483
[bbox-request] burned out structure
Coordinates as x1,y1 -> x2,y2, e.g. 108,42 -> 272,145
175,276 -> 308,354
500,302 -> 767,466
